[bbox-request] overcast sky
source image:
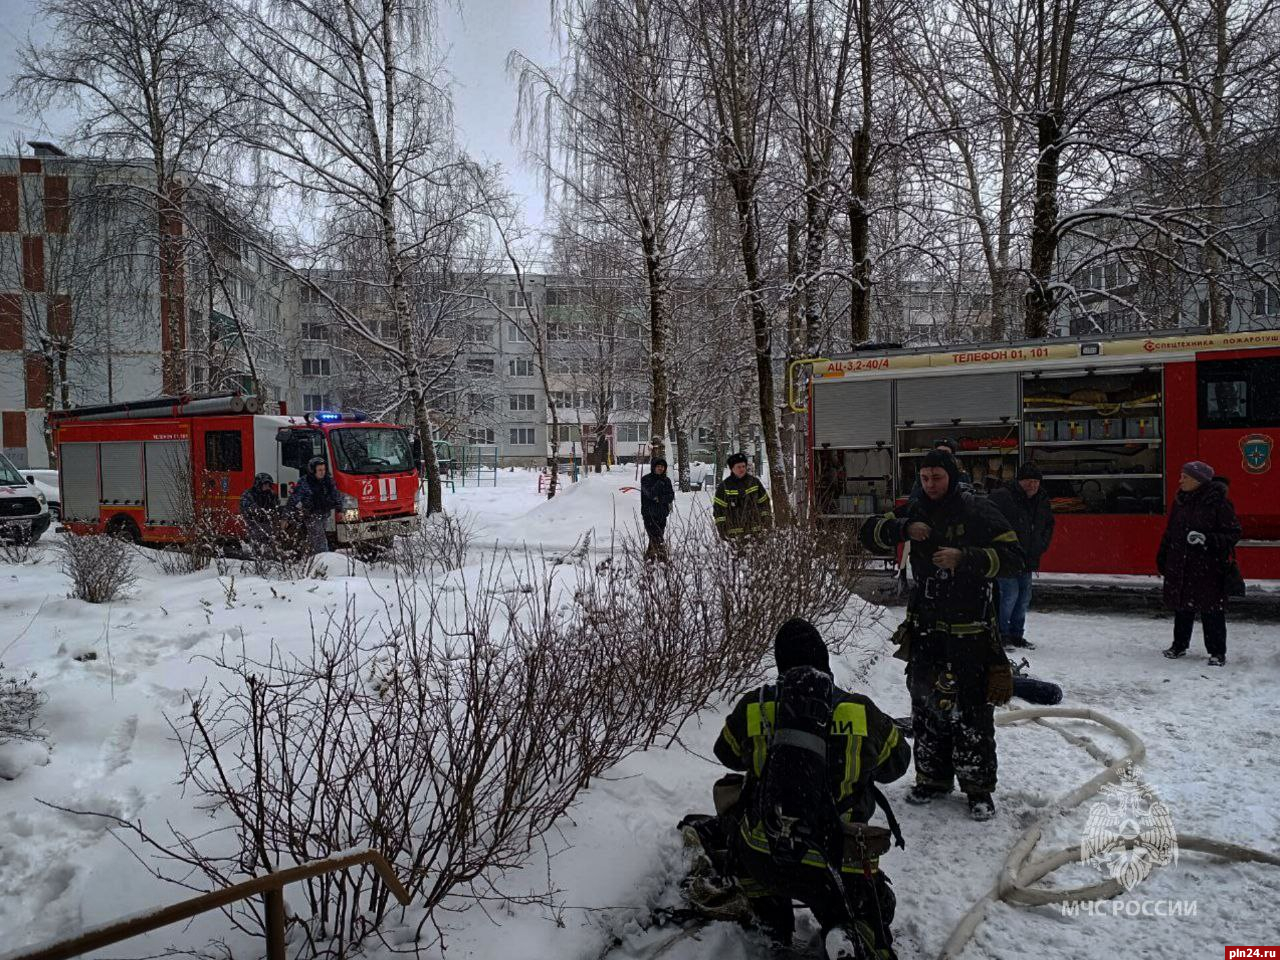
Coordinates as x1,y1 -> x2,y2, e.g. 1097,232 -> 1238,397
0,0 -> 557,225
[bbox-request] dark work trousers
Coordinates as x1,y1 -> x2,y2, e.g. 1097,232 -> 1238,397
1171,610 -> 1227,658
643,517 -> 668,559
732,833 -> 897,959
908,656 -> 996,795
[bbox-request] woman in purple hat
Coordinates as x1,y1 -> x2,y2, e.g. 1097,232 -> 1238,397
1156,461 -> 1242,666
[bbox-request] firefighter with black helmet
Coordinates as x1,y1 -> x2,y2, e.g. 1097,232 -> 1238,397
712,452 -> 772,539
860,450 -> 1024,821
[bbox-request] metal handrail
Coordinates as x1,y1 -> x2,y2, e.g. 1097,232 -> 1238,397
2,848 -> 412,960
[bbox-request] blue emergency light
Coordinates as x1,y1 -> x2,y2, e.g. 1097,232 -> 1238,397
311,410 -> 371,423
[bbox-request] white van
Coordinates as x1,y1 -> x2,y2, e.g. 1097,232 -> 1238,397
0,453 -> 51,544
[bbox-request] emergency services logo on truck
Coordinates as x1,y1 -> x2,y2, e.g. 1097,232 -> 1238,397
1080,763 -> 1178,892
1239,434 -> 1273,474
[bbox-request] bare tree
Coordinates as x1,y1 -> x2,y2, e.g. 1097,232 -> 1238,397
14,0 -> 240,393
223,0 -> 495,513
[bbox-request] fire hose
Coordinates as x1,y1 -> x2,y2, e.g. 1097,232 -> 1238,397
938,706 -> 1280,960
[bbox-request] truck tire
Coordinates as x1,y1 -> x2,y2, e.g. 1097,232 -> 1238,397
105,514 -> 141,544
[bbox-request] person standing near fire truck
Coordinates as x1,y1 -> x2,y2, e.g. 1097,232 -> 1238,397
1158,461 -> 1242,667
860,450 -> 1024,821
240,472 -> 281,556
989,463 -> 1056,649
288,457 -> 342,555
712,453 -> 772,540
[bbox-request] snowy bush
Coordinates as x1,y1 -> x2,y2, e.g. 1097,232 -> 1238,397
387,510 -> 476,579
58,533 -> 136,603
569,515 -> 876,745
0,665 -> 45,745
0,529 -> 35,565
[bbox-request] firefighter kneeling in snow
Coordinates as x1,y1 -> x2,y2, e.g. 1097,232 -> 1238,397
695,619 -> 909,959
860,450 -> 1023,821
288,457 -> 342,555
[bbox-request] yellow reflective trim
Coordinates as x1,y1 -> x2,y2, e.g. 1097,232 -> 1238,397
983,547 -> 1000,577
877,725 -> 900,765
745,485 -> 760,494
872,519 -> 894,550
745,701 -> 777,776
831,702 -> 867,736
712,496 -> 728,508
740,822 -> 879,873
726,489 -> 741,496
720,723 -> 742,758
714,516 -> 727,524
993,530 -> 1018,543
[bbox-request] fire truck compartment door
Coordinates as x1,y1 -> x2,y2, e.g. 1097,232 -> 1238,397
100,441 -> 144,505
895,372 -> 1019,424
145,441 -> 190,524
813,380 -> 893,447
60,442 -> 100,521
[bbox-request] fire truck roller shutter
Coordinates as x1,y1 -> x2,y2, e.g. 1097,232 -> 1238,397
814,380 -> 893,447
145,441 -> 190,525
896,371 -> 1019,423
100,441 -> 144,505
60,442 -> 100,521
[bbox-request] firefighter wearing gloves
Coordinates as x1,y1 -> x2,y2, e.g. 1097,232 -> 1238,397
288,456 -> 342,555
860,450 -> 1024,821
712,452 -> 772,540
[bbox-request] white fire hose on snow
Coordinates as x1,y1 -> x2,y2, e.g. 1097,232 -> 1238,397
938,706 -> 1280,960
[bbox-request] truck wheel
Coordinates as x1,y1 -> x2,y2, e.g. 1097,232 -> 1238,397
105,515 -> 141,544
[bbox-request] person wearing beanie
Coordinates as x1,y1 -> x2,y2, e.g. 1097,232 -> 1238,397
1157,462 -> 1241,666
709,618 -> 909,957
712,451 -> 772,540
989,462 -> 1056,649
907,441 -> 972,501
860,447 -> 1024,821
287,456 -> 342,555
640,456 -> 675,559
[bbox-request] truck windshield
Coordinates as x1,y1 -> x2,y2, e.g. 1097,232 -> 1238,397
0,454 -> 25,487
329,427 -> 414,475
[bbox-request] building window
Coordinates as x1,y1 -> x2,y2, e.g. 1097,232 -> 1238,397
467,357 -> 494,374
303,323 -> 329,341
301,284 -> 323,304
509,357 -> 534,377
302,358 -> 331,376
303,393 -> 333,412
510,427 -> 536,445
554,423 -> 581,443
466,427 -> 496,445
616,423 -> 643,444
465,323 -> 493,345
509,393 -> 536,411
1257,227 -> 1277,257
697,427 -> 716,445
1255,287 -> 1280,317
507,324 -> 530,343
204,430 -> 244,472
507,290 -> 529,308
466,393 -> 495,414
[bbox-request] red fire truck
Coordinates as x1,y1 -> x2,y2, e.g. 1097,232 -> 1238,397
806,328 -> 1280,579
52,393 -> 420,549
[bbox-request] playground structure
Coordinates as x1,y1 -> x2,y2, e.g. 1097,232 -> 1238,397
431,441 -> 498,490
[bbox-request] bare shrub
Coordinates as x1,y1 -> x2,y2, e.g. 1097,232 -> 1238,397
152,454 -> 229,576
245,513 -> 316,581
57,533 -> 136,603
0,665 -> 45,745
388,511 -> 477,579
0,528 -> 35,565
568,514 -> 877,746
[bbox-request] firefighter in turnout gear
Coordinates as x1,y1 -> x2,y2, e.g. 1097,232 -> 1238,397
710,619 -> 910,959
712,452 -> 772,539
860,450 -> 1024,821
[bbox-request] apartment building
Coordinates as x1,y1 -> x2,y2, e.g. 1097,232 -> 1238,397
0,143 -> 301,468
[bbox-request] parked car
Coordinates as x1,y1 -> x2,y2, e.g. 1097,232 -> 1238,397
0,453 -> 51,544
22,469 -> 59,519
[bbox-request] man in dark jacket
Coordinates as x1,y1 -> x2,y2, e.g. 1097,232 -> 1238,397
712,452 -> 772,539
908,439 -> 972,501
861,450 -> 1023,821
288,456 -> 342,555
239,472 -> 280,552
713,618 -> 910,959
988,463 -> 1055,649
640,456 -> 675,559
1158,461 -> 1242,666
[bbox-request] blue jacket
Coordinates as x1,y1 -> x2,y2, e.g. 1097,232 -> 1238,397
288,472 -> 342,517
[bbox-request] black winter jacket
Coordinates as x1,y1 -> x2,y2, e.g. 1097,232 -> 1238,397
1157,480 -> 1241,612
640,460 -> 675,525
988,480 -> 1056,571
288,472 -> 342,517
239,485 -> 279,539
714,682 -> 909,829
712,473 -> 772,537
861,489 -> 1024,640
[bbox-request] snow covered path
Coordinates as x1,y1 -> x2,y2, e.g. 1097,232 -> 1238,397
0,467 -> 1276,959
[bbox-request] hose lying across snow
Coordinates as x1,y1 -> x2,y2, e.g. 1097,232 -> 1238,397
938,707 -> 1280,960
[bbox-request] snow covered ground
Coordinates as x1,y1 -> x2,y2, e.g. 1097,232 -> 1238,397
1,466 -> 1277,959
